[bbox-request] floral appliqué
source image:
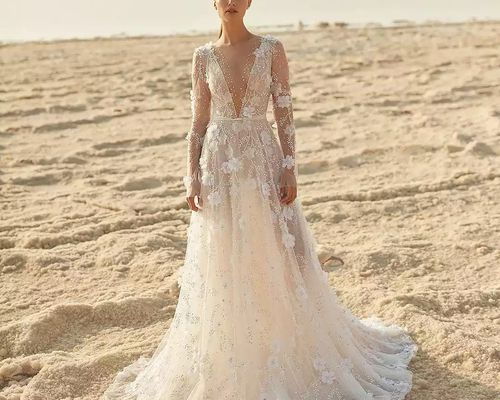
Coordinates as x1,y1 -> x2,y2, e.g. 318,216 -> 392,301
276,94 -> 292,108
261,182 -> 271,198
282,232 -> 295,248
260,130 -> 272,147
295,285 -> 308,302
312,355 -> 337,385
207,190 -> 222,206
221,157 -> 242,174
282,155 -> 295,169
242,105 -> 255,118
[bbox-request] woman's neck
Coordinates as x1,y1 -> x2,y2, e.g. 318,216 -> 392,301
217,22 -> 254,46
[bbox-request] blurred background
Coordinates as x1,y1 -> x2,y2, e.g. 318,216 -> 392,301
2,0 -> 500,42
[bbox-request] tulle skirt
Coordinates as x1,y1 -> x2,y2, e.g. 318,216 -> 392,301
101,117 -> 417,400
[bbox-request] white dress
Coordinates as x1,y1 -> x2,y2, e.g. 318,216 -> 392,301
101,34 -> 417,400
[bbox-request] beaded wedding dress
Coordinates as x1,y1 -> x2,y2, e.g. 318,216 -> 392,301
102,34 -> 417,400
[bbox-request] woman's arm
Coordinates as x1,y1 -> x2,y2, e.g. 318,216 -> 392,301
184,46 -> 211,211
270,39 -> 298,204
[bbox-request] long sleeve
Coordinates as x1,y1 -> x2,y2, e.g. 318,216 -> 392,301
270,39 -> 298,181
183,46 -> 211,197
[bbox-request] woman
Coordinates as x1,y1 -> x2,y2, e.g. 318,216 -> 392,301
102,1 -> 417,399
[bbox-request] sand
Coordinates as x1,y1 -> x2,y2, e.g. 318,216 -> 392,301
0,20 -> 499,400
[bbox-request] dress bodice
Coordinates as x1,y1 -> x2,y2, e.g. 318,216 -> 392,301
198,34 -> 277,121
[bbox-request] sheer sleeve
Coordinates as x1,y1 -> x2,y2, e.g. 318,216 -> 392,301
183,45 -> 211,197
270,39 -> 298,181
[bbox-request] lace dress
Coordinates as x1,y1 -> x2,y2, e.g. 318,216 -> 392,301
101,34 -> 417,400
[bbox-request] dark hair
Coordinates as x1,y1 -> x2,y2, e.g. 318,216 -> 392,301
218,24 -> 222,38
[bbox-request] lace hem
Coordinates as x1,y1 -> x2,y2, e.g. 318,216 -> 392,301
102,321 -> 417,400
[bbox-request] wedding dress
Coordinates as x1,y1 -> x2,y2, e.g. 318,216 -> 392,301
101,34 -> 417,400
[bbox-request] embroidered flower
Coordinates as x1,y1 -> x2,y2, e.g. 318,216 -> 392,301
278,215 -> 288,231
340,357 -> 354,371
207,190 -> 222,205
191,348 -> 201,373
261,182 -> 270,198
282,232 -> 295,248
242,105 -> 255,118
244,146 -> 256,159
182,175 -> 194,189
270,81 -> 282,97
222,157 -> 242,173
247,177 -> 258,189
189,89 -> 196,113
199,154 -> 208,170
260,130 -> 271,146
296,285 -> 308,301
267,355 -> 280,369
201,172 -> 215,186
282,205 -> 294,220
282,155 -> 295,169
276,94 -> 292,108
320,369 -> 336,384
284,124 -> 295,137
253,42 -> 267,58
313,356 -> 327,371
207,122 -> 219,135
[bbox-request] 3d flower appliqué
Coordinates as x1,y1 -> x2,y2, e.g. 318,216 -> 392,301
189,89 -> 196,113
340,357 -> 354,371
207,190 -> 222,205
253,43 -> 267,58
222,157 -> 242,174
260,130 -> 272,147
313,356 -> 328,371
281,205 -> 294,220
276,94 -> 292,108
242,105 -> 255,118
201,172 -> 215,186
282,232 -> 295,248
270,81 -> 283,97
284,124 -> 295,137
282,155 -> 295,169
320,369 -> 336,385
182,175 -> 194,190
295,285 -> 308,301
247,177 -> 258,189
207,123 -> 219,135
267,355 -> 280,369
261,182 -> 271,198
199,154 -> 208,170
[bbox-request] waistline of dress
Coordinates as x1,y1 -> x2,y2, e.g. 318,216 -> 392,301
210,115 -> 268,122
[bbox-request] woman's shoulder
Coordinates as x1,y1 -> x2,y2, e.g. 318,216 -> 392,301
193,41 -> 214,57
260,34 -> 286,57
261,33 -> 280,44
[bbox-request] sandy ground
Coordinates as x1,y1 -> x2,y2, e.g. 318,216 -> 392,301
0,20 -> 499,400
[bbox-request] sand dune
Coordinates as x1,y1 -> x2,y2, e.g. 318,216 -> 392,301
0,20 -> 499,400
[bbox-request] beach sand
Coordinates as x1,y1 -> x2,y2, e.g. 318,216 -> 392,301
0,20 -> 499,400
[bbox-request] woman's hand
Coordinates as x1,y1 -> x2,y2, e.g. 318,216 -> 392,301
184,176 -> 203,212
279,169 -> 297,205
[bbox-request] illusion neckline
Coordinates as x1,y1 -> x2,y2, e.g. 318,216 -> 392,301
207,35 -> 268,119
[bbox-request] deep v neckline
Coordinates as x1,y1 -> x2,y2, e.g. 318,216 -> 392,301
208,35 -> 265,118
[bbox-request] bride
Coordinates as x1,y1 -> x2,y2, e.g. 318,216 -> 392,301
102,0 -> 417,399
